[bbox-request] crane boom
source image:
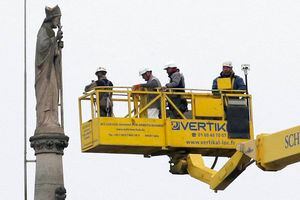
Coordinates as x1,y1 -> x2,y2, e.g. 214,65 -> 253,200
171,125 -> 300,191
238,125 -> 300,171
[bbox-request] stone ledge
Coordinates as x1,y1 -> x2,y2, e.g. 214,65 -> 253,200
30,133 -> 69,155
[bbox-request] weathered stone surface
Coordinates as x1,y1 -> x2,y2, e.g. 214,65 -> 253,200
30,133 -> 69,155
34,5 -> 63,134
34,153 -> 65,200
31,5 -> 68,200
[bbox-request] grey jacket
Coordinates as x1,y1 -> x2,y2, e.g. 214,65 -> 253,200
140,76 -> 161,108
166,71 -> 185,92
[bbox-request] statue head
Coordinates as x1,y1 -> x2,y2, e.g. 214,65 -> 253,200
44,5 -> 61,28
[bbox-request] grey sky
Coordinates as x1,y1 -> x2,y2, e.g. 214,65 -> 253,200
1,0 -> 300,199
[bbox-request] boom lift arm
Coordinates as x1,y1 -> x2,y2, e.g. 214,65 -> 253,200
170,125 -> 300,191
239,125 -> 300,171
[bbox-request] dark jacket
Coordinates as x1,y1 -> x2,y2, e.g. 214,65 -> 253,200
96,78 -> 113,88
212,72 -> 246,90
85,76 -> 113,92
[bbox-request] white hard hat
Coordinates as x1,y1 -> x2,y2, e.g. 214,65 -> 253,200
222,61 -> 233,68
95,67 -> 107,74
163,61 -> 178,70
139,68 -> 151,76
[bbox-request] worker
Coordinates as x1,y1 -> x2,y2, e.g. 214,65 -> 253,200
163,62 -> 188,118
212,61 -> 246,91
133,68 -> 161,118
85,67 -> 113,117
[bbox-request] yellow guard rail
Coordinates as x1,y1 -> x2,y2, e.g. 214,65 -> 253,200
78,87 -> 253,157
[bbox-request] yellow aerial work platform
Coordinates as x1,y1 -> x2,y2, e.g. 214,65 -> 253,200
79,87 -> 253,157
78,87 -> 300,191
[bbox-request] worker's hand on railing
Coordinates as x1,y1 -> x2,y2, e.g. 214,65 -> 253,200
161,86 -> 168,92
132,84 -> 141,91
212,89 -> 221,96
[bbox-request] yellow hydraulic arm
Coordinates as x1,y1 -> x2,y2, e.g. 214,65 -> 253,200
170,151 -> 252,191
173,125 -> 300,191
238,125 -> 300,171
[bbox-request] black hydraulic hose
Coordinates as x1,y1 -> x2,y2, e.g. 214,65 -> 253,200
244,160 -> 255,169
210,156 -> 219,169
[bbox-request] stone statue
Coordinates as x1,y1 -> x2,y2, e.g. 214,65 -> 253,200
30,6 -> 68,200
35,5 -> 64,134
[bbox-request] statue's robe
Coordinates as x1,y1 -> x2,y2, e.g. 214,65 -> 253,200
35,22 -> 62,133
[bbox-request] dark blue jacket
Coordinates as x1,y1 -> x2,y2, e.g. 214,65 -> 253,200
212,73 -> 246,90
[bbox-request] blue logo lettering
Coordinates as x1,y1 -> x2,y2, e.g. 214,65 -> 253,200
171,121 -> 180,130
171,121 -> 227,132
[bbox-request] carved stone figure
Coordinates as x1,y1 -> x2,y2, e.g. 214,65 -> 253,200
30,6 -> 68,200
35,5 -> 64,134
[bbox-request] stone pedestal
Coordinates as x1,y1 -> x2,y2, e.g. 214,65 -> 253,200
30,133 -> 69,200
